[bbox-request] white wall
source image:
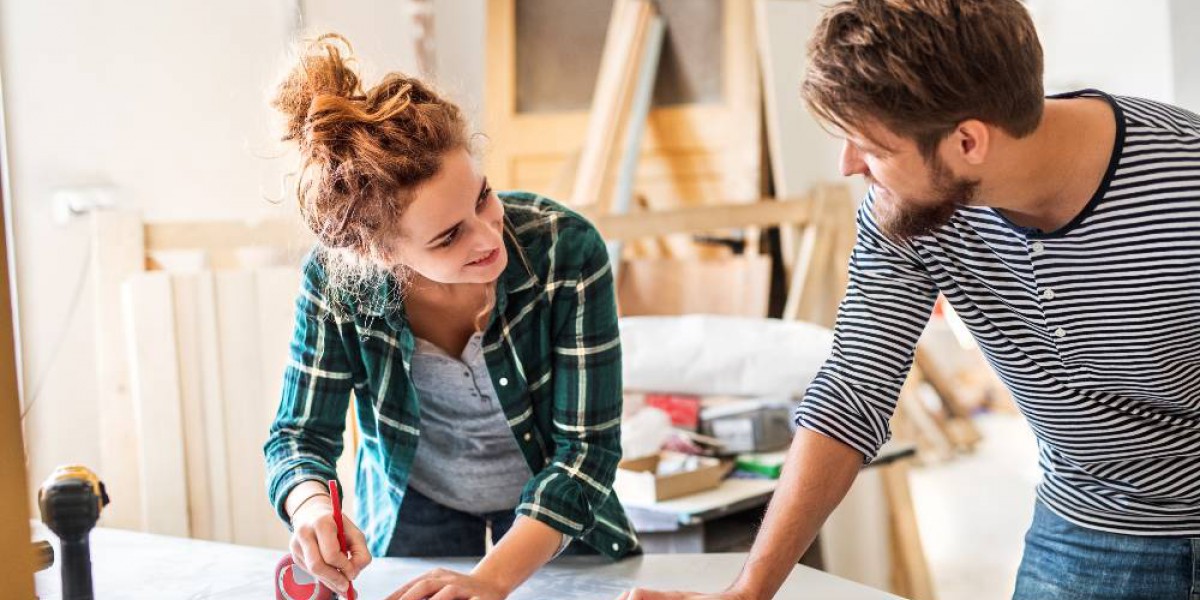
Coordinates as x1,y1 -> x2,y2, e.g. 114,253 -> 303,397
434,0 -> 487,129
0,0 -> 423,506
1169,0 -> 1200,111
1029,0 -> 1174,99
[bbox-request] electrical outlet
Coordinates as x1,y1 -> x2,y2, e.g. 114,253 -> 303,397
51,187 -> 116,225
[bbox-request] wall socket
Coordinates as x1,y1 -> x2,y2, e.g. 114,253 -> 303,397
51,187 -> 116,225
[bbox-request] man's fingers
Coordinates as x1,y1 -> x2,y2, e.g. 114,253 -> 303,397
397,578 -> 441,600
429,584 -> 464,600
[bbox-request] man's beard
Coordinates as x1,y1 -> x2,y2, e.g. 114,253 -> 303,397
873,160 -> 980,243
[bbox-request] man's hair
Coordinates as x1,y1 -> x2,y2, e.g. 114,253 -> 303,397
802,0 -> 1044,158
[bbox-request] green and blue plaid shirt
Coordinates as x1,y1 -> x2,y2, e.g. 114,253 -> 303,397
264,192 -> 639,559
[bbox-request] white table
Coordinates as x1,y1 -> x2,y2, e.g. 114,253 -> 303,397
32,525 -> 902,599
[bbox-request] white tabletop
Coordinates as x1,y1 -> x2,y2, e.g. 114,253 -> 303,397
32,525 -> 901,599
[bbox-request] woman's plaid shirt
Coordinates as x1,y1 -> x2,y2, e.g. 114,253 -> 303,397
264,192 -> 639,559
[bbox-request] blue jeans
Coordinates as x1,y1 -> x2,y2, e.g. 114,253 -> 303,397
385,485 -> 597,557
1013,501 -> 1200,599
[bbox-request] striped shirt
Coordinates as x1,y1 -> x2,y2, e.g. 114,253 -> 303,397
264,192 -> 639,558
795,90 -> 1200,537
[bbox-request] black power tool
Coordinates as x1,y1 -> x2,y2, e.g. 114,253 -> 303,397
39,465 -> 109,600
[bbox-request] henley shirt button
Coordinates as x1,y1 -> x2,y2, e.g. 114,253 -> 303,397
1032,241 -> 1045,254
523,432 -> 532,442
1043,288 -> 1056,300
499,377 -> 509,387
1055,327 -> 1066,338
612,543 -> 620,552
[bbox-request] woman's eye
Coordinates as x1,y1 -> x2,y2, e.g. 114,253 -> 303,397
476,187 -> 493,210
438,229 -> 459,248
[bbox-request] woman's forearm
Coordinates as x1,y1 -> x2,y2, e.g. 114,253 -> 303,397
470,516 -> 564,596
285,480 -> 332,519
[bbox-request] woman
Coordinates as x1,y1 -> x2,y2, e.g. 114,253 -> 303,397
263,34 -> 639,600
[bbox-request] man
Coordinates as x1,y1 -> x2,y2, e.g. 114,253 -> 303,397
621,0 -> 1200,598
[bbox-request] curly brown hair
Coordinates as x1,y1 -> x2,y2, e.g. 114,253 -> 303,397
271,33 -> 470,309
802,0 -> 1044,159
273,32 -> 470,253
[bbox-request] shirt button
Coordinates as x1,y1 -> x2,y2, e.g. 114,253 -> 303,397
499,377 -> 509,387
1042,288 -> 1055,300
612,543 -> 620,552
463,371 -> 470,378
1054,327 -> 1066,338
523,432 -> 532,442
1031,241 -> 1045,254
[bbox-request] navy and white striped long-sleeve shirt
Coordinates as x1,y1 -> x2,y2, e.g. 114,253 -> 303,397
795,90 -> 1200,537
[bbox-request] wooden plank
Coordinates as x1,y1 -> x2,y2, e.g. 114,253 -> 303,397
194,272 -> 234,542
782,185 -> 856,327
144,220 -> 311,254
214,271 -> 277,548
914,347 -> 983,451
170,274 -> 212,540
591,197 -> 813,242
92,211 -> 146,530
756,0 -> 842,199
781,220 -> 822,322
617,255 -> 772,317
0,181 -> 35,597
758,0 -> 850,282
607,12 -> 666,275
822,466 -> 892,592
570,0 -> 655,209
121,273 -> 190,537
881,460 -> 936,600
254,268 -> 320,531
144,220 -> 310,270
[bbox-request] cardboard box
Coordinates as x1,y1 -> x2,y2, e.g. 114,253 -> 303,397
613,452 -> 733,504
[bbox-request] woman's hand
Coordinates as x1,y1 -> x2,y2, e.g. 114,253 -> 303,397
288,489 -> 372,597
386,567 -> 511,600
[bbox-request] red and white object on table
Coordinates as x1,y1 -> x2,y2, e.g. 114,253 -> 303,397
274,479 -> 354,600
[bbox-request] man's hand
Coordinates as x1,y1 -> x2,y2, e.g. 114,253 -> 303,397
386,567 -> 510,600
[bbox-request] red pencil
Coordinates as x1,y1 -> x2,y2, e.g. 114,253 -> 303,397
328,479 -> 355,600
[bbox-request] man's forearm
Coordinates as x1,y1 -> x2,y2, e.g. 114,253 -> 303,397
728,428 -> 865,600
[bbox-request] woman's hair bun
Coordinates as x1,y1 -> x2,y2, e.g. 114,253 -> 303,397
271,33 -> 363,143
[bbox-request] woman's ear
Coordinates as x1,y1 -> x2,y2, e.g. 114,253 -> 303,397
362,225 -> 405,266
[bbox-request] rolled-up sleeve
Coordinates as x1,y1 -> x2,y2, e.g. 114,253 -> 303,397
516,226 -> 623,538
794,192 -> 938,463
264,256 -> 355,524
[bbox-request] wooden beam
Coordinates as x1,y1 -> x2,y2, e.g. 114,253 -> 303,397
92,211 -> 147,529
590,197 -> 813,242
881,459 -> 937,600
0,178 -> 35,597
570,0 -> 656,209
144,220 -> 311,254
122,273 -> 190,537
